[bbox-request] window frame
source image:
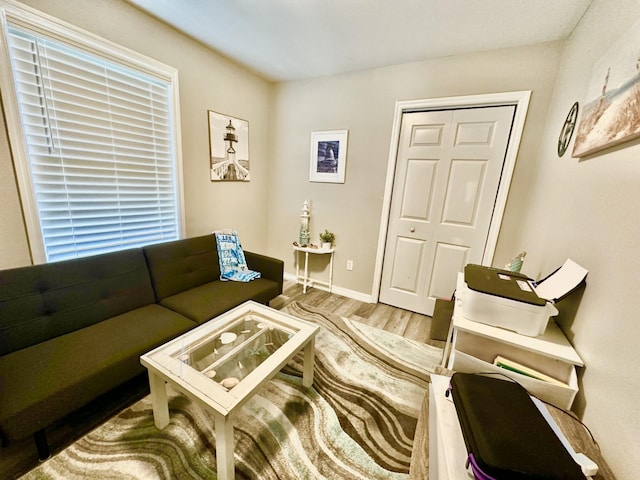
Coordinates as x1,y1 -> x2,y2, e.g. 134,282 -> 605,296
0,0 -> 185,263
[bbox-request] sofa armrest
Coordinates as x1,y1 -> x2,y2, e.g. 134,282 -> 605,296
245,251 -> 284,294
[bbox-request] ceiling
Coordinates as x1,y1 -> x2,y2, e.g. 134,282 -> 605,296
125,0 -> 593,82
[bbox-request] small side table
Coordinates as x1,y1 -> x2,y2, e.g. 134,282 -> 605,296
293,244 -> 334,294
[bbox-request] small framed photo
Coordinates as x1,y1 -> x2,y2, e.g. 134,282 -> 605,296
208,110 -> 250,181
309,130 -> 348,183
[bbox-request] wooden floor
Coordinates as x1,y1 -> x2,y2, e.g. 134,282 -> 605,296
0,283 -> 443,479
273,280 -> 445,349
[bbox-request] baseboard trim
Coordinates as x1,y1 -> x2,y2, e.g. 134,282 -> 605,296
283,272 -> 375,303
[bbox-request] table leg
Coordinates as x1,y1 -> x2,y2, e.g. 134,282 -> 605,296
302,337 -> 316,387
445,329 -> 459,370
215,413 -> 235,480
148,371 -> 170,429
440,320 -> 456,368
328,251 -> 334,292
303,251 -> 309,294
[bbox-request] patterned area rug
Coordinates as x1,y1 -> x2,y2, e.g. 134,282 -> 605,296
21,302 -> 442,479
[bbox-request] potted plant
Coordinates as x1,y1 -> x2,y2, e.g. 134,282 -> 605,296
319,229 -> 335,249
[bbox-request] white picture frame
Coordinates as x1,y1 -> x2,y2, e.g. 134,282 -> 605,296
309,130 -> 348,183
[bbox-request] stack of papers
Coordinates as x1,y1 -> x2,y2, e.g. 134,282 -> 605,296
533,259 -> 588,302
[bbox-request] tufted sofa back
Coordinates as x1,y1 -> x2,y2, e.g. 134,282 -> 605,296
0,248 -> 156,356
143,234 -> 220,302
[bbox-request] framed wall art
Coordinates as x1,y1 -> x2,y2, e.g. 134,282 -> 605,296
309,129 -> 348,183
572,18 -> 640,157
208,110 -> 250,181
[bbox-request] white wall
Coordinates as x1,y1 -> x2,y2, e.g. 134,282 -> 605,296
0,94 -> 30,267
512,0 -> 640,477
268,42 -> 563,297
0,0 -> 273,269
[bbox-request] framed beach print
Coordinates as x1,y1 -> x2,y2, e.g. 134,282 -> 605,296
309,130 -> 348,183
208,110 -> 250,181
572,18 -> 640,157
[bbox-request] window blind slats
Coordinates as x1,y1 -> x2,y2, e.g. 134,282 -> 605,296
13,92 -> 171,145
10,32 -> 169,103
6,24 -> 180,262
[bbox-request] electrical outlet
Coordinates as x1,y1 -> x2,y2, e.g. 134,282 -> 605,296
347,260 -> 353,271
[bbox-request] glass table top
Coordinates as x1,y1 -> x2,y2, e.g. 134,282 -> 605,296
172,313 -> 297,391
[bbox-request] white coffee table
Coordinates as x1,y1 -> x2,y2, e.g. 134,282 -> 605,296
140,301 -> 319,480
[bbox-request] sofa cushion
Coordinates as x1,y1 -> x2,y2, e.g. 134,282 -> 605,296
244,251 -> 284,294
143,234 -> 220,302
0,304 -> 195,440
160,278 -> 281,324
0,248 -> 156,356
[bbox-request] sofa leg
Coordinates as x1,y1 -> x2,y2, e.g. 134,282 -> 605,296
34,429 -> 50,461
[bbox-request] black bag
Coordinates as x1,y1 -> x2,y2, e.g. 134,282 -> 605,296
449,373 -> 584,479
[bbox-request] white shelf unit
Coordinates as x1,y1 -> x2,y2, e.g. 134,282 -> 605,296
445,273 -> 584,410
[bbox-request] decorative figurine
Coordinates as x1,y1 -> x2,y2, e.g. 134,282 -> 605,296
505,251 -> 526,273
299,200 -> 310,246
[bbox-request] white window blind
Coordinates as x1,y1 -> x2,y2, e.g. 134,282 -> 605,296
4,22 -> 182,262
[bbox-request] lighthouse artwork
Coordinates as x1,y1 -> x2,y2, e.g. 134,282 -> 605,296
572,17 -> 640,157
309,129 -> 348,183
208,110 -> 250,181
316,140 -> 339,173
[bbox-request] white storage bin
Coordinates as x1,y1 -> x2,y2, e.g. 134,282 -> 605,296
460,281 -> 558,336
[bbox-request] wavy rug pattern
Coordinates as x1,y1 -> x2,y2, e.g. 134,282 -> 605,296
21,302 -> 442,479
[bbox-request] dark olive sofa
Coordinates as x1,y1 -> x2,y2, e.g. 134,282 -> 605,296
143,234 -> 283,323
0,234 -> 283,459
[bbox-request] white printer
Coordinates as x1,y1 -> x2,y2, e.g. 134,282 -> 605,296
459,259 -> 588,337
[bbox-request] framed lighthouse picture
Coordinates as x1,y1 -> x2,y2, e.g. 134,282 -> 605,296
208,110 -> 250,181
309,129 -> 348,183
572,17 -> 640,157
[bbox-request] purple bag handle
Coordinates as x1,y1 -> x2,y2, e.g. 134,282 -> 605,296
467,453 -> 497,480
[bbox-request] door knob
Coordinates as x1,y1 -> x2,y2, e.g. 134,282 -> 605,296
410,227 -> 415,233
